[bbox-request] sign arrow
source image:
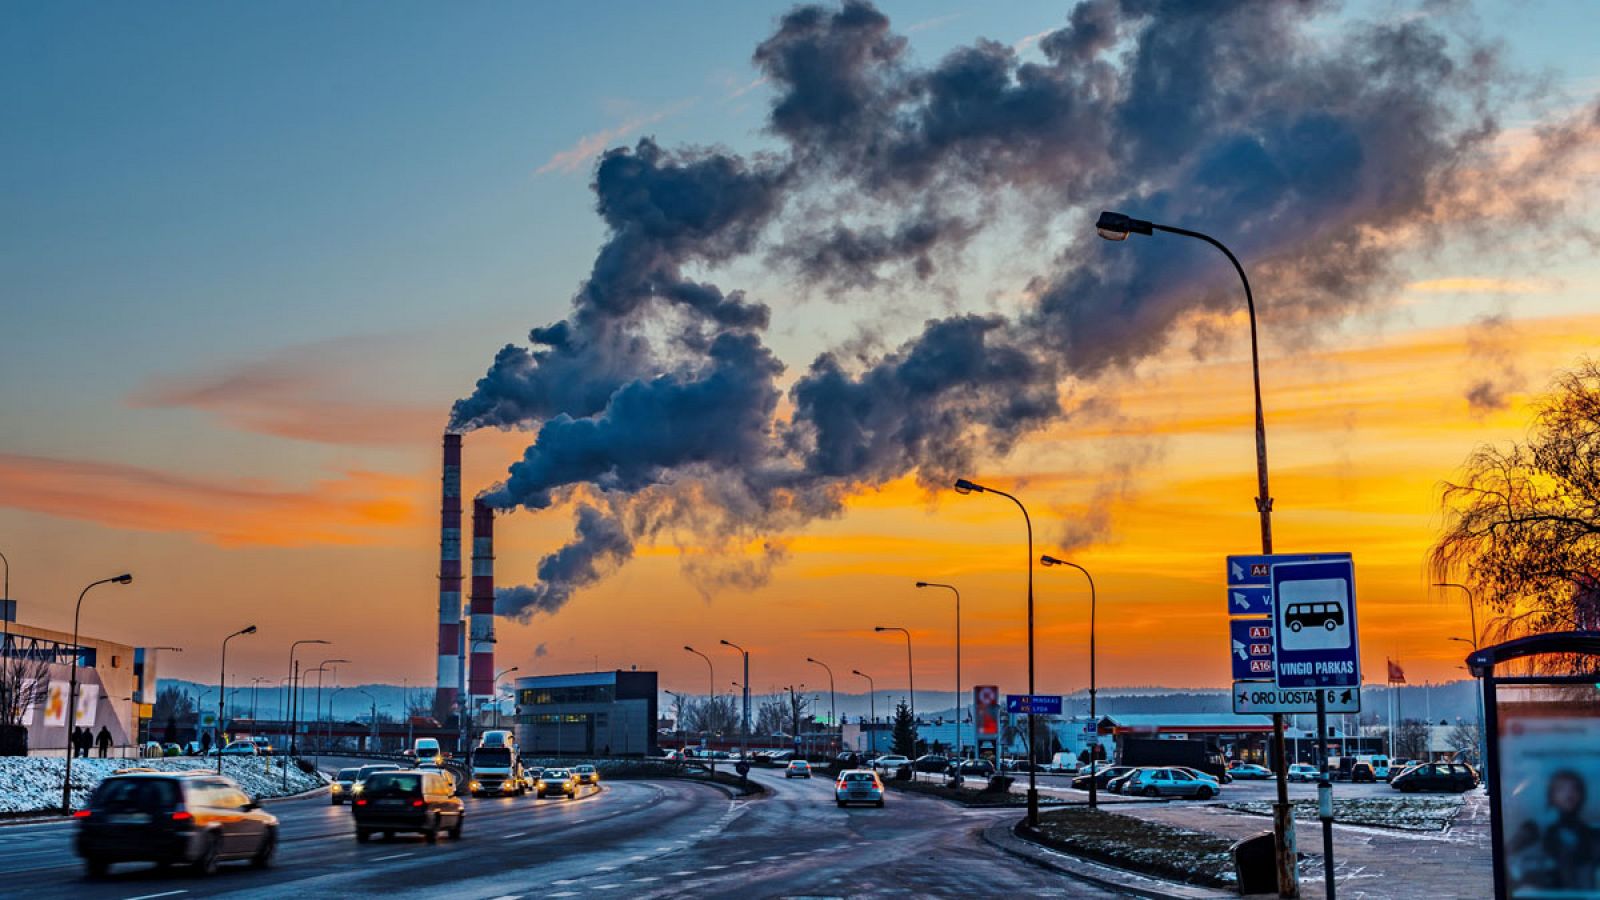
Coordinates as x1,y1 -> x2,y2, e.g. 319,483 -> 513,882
1233,639 -> 1248,661
1230,560 -> 1245,581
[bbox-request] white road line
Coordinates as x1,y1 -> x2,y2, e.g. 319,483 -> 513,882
704,864 -> 729,870
669,870 -> 694,876
629,854 -> 648,860
124,892 -> 189,900
552,879 -> 577,885
596,865 -> 617,872
548,893 -> 579,898
372,852 -> 413,862
633,877 -> 660,883
735,859 -> 757,865
655,845 -> 673,851
502,831 -> 526,839
485,895 -> 523,900
594,885 -> 623,891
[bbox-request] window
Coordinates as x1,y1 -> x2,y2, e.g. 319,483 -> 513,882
518,684 -> 616,706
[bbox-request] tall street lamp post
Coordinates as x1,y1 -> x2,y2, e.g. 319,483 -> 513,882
216,626 -> 258,774
914,581 -> 962,760
951,476 -> 1041,826
61,574 -> 132,812
683,646 -> 715,776
1095,210 -> 1293,895
852,670 -> 875,754
493,666 -> 519,730
284,638 -> 329,785
874,627 -> 915,760
1040,554 -> 1099,809
805,657 -> 836,751
719,640 -> 750,763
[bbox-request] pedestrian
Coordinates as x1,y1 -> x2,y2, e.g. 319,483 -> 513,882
200,731 -> 212,756
95,726 -> 112,758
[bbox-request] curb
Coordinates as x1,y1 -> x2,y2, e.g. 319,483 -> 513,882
981,819 -> 1234,900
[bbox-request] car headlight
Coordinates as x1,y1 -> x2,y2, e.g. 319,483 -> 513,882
469,781 -> 481,791
352,784 -> 364,795
331,784 -> 342,793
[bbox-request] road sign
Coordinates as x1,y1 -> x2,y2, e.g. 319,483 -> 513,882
1272,558 -> 1360,688
1006,694 -> 1062,715
1233,683 -> 1361,714
1227,586 -> 1273,616
1229,619 -> 1276,680
1226,552 -> 1352,586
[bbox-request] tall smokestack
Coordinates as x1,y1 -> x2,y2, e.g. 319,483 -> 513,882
468,498 -> 496,704
435,433 -> 463,719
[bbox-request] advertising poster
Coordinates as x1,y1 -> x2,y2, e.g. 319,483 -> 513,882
973,685 -> 999,739
42,680 -> 68,727
74,683 -> 98,727
1500,716 -> 1600,897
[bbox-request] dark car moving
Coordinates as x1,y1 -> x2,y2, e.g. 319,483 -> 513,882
1391,762 -> 1478,793
75,772 -> 278,877
352,770 -> 463,843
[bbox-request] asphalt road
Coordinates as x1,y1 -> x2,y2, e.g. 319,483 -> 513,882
0,761 -> 1116,899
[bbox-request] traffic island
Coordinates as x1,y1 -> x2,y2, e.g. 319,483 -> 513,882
1222,795 -> 1465,832
1017,807 -> 1237,889
885,775 -> 1066,808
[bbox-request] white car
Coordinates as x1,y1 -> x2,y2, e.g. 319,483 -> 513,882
835,769 -> 885,807
1287,763 -> 1320,783
785,759 -> 812,779
220,740 -> 259,755
871,755 -> 911,773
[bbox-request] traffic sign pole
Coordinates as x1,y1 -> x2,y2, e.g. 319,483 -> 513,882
1316,690 -> 1336,900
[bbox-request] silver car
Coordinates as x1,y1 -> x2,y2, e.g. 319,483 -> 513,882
835,769 -> 885,808
1125,767 -> 1218,799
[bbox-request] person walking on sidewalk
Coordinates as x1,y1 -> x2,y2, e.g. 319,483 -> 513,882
95,726 -> 112,758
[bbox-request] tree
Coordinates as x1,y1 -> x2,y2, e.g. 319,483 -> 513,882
0,652 -> 49,756
890,701 -> 918,758
1432,360 -> 1600,663
153,685 -> 196,743
1446,719 -> 1483,764
755,693 -> 790,736
1394,718 -> 1430,760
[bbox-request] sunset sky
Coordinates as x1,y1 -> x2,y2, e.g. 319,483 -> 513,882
4,0 -> 1599,704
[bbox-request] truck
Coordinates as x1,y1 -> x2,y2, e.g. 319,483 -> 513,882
469,730 -> 527,797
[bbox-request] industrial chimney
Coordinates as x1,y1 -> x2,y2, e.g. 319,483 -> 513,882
435,433 -> 463,719
468,498 -> 496,706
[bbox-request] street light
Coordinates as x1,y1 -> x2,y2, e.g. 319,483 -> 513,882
805,658 -> 836,750
61,573 -> 132,812
915,581 -> 962,760
284,638 -> 330,780
719,639 -> 751,762
493,666 -> 519,730
873,626 -> 914,725
852,670 -> 876,754
310,658 -> 349,761
1097,210 -> 1292,891
684,646 -> 715,775
1040,554 -> 1099,809
950,475 -> 1042,825
216,626 -> 258,774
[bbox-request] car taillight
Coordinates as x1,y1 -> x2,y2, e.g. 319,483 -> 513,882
411,799 -> 425,808
171,810 -> 193,823
355,799 -> 368,806
73,810 -> 92,819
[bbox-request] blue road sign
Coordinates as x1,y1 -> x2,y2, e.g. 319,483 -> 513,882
1006,694 -> 1063,715
1226,586 -> 1273,616
1229,619 -> 1276,680
1227,552 -> 1352,586
1271,558 -> 1360,688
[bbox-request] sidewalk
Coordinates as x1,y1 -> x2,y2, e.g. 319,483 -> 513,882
1112,790 -> 1493,899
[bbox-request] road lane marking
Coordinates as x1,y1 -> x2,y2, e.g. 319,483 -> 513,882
594,885 -> 623,891
124,892 -> 188,900
502,831 -> 526,839
548,894 -> 578,898
669,871 -> 694,876
485,896 -> 523,900
735,859 -> 756,865
704,864 -> 728,870
633,877 -> 659,883
373,852 -> 413,862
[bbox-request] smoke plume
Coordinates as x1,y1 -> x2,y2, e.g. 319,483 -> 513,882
456,0 -> 1598,620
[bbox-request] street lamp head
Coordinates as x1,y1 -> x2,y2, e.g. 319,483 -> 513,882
1040,555 -> 1062,567
914,581 -> 929,588
852,670 -> 864,676
683,645 -> 695,653
241,625 -> 258,635
1094,210 -> 1153,242
874,626 -> 888,633
112,573 -> 133,585
719,639 -> 731,646
806,657 -> 817,663
952,478 -> 983,495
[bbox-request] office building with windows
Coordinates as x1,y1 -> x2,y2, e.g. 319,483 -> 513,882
513,670 -> 658,757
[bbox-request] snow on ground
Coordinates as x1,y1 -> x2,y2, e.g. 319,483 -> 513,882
0,756 -> 326,814
1224,795 -> 1465,831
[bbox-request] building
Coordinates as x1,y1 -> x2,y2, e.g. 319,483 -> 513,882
0,621 -> 160,756
513,671 -> 658,757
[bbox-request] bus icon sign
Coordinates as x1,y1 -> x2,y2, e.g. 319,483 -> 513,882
1271,558 -> 1360,688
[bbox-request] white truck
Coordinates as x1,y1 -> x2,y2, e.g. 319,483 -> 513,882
469,730 -> 527,797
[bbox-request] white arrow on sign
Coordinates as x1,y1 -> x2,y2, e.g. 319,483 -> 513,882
1232,639 -> 1248,661
1230,560 -> 1245,581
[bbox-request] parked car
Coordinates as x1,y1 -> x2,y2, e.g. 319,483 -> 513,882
162,743 -> 183,757
352,770 -> 463,843
139,741 -> 163,758
246,736 -> 275,755
1230,763 -> 1274,780
1387,760 -> 1416,781
1172,766 -> 1225,790
220,741 -> 258,756
572,764 -> 600,785
1049,753 -> 1083,773
871,755 -> 911,774
1287,763 -> 1320,783
1351,762 -> 1377,783
950,758 -> 996,777
75,772 -> 278,877
1106,768 -> 1144,794
1391,762 -> 1478,793
1004,758 -> 1046,773
1125,767 -> 1218,799
834,769 -> 886,808
536,768 -> 578,799
912,754 -> 951,774
1073,764 -> 1134,791
786,760 -> 813,779
835,751 -> 861,768
330,767 -> 362,805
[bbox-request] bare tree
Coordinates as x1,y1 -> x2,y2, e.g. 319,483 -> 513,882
0,653 -> 49,728
1394,719 -> 1430,760
1445,719 -> 1482,763
755,693 -> 788,736
1432,360 -> 1600,670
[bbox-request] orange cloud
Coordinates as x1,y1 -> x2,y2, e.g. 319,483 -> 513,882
0,453 -> 419,547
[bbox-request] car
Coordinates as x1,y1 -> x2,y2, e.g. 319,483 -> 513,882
835,751 -> 861,768
871,755 -> 911,773
75,772 -> 279,877
950,758 -> 996,777
1387,760 -> 1415,781
1230,763 -> 1274,780
1173,766 -> 1225,790
1391,762 -> 1478,793
412,738 -> 444,765
1072,764 -> 1134,791
786,759 -> 812,779
572,764 -> 600,785
139,741 -> 164,758
1106,768 -> 1144,794
350,763 -> 402,798
220,740 -> 258,756
162,743 -> 183,757
1287,764 -> 1320,783
835,769 -> 886,807
912,754 -> 951,774
1125,767 -> 1218,799
352,770 -> 463,843
247,736 -> 275,755
1351,762 -> 1377,783
1005,758 -> 1047,773
330,767 -> 362,805
536,768 -> 577,799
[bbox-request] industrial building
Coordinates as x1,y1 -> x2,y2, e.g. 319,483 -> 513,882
513,671 -> 658,757
0,620 -> 162,755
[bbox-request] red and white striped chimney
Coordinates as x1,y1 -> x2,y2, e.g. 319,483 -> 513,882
468,498 -> 496,703
435,433 -> 463,718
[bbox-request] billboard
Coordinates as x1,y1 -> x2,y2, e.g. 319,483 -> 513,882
974,685 -> 999,738
1500,715 -> 1600,896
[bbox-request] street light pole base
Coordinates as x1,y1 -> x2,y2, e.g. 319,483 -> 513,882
1027,788 -> 1040,827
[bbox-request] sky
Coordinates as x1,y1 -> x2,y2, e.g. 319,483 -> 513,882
3,0 -> 1599,704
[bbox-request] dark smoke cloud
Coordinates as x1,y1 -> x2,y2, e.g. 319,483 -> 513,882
1464,314 -> 1523,416
533,642 -> 549,658
458,0 -> 1596,616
